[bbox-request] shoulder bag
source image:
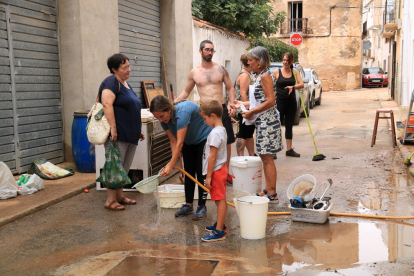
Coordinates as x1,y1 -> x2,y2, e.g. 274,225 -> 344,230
86,77 -> 120,145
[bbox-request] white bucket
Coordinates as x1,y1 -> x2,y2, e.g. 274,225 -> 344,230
157,184 -> 185,208
287,174 -> 318,203
230,156 -> 263,194
234,196 -> 269,239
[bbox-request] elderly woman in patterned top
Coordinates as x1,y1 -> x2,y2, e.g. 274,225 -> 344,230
231,46 -> 283,203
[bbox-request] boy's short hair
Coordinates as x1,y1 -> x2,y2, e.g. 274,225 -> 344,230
199,100 -> 223,118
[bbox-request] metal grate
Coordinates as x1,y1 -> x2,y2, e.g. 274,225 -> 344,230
150,132 -> 172,175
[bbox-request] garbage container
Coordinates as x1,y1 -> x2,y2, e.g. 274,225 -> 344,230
72,110 -> 95,173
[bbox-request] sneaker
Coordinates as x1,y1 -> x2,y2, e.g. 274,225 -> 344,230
201,229 -> 226,242
227,174 -> 233,185
286,148 -> 300,157
205,222 -> 227,232
192,205 -> 207,220
175,204 -> 194,217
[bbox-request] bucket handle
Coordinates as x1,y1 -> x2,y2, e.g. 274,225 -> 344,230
237,161 -> 248,168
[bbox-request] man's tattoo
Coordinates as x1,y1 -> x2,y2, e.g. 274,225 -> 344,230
236,138 -> 243,155
217,65 -> 229,77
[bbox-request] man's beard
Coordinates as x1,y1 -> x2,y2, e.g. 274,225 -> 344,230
202,55 -> 212,62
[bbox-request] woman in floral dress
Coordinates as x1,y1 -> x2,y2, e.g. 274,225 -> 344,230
238,46 -> 283,203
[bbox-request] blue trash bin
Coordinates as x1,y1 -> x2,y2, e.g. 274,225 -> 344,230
72,110 -> 95,173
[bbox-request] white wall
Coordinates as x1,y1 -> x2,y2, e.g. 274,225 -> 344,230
402,0 -> 413,106
191,22 -> 251,102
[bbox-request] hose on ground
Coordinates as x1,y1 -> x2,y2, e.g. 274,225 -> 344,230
175,166 -> 414,220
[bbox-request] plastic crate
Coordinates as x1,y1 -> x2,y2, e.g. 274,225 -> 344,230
288,202 -> 333,224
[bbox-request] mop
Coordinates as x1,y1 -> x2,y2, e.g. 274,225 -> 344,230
293,71 -> 326,161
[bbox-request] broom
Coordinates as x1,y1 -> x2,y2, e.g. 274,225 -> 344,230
293,70 -> 326,161
404,152 -> 414,166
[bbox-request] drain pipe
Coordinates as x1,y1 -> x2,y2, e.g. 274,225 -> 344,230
306,5 -> 360,38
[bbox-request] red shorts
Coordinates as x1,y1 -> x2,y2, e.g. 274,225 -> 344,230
210,164 -> 228,201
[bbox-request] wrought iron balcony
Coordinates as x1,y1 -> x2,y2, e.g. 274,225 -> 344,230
384,10 -> 398,31
289,18 -> 308,33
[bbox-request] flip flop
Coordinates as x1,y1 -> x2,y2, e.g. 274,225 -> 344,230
104,200 -> 125,211
119,196 -> 137,205
256,189 -> 279,204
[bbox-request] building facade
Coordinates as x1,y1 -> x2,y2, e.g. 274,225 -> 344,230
0,0 -> 193,173
270,0 -> 363,91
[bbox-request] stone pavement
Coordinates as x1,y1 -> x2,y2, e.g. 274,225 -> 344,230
1,87 -> 413,229
0,163 -> 96,227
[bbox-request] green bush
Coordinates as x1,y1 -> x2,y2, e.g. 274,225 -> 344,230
249,37 -> 299,62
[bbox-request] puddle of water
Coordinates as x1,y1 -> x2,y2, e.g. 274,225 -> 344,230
105,256 -> 218,276
237,221 -> 414,274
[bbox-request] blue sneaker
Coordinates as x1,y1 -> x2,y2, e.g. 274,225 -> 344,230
175,204 -> 194,217
205,222 -> 227,232
201,230 -> 226,242
192,205 -> 207,220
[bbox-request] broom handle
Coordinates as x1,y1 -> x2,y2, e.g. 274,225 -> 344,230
293,71 -> 319,154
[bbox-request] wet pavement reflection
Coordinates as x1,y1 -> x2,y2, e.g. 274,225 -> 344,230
105,256 -> 218,276
233,221 -> 414,274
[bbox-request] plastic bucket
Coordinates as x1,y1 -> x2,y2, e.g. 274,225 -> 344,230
158,184 -> 185,208
230,156 -> 263,194
287,174 -> 317,203
72,111 -> 95,173
234,196 -> 269,239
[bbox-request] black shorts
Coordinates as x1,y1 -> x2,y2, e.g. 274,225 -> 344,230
222,104 -> 235,144
236,113 -> 255,139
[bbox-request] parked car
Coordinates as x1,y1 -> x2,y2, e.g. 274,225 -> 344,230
304,68 -> 322,109
362,67 -> 388,87
268,62 -> 311,125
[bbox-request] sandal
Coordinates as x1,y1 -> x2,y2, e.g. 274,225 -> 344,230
255,189 -> 279,204
119,196 -> 137,205
104,200 -> 125,211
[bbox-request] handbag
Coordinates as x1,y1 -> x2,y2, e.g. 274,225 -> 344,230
86,77 -> 120,145
96,140 -> 131,190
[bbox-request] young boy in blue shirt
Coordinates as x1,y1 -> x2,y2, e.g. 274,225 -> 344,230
199,100 -> 228,242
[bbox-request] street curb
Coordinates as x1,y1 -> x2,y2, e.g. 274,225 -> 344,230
0,182 -> 96,227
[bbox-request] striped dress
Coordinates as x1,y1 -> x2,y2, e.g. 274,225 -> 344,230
253,69 -> 283,155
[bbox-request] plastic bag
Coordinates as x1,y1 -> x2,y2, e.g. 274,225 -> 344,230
96,140 -> 131,190
28,159 -> 74,180
16,174 -> 30,186
0,189 -> 17,199
25,174 -> 44,190
0,162 -> 18,190
18,185 -> 38,195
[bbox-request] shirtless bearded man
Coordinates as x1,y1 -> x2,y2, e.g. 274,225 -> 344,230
174,40 -> 236,184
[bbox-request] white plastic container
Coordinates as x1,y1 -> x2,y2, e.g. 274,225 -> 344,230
287,174 -> 318,203
234,195 -> 269,239
288,202 -> 333,224
230,156 -> 263,194
157,184 -> 185,208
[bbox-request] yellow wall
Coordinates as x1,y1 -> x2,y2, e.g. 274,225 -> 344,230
271,0 -> 363,91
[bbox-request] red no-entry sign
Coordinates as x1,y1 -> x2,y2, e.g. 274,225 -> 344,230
290,33 -> 303,46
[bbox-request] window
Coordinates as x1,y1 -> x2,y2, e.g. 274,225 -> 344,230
314,71 -> 319,81
289,1 -> 303,32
